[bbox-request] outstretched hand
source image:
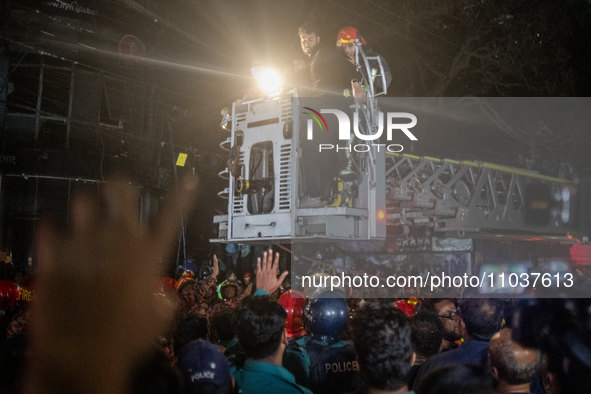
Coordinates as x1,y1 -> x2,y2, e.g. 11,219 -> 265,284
26,176 -> 198,394
256,248 -> 288,295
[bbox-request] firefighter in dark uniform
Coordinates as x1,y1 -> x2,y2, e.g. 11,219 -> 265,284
292,290 -> 363,394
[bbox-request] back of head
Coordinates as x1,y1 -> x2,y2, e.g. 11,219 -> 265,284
350,302 -> 413,391
210,309 -> 235,343
410,312 -> 444,359
233,295 -> 286,360
415,365 -> 495,394
459,298 -> 503,340
177,340 -> 232,394
304,290 -> 349,344
174,313 -> 209,356
489,328 -> 541,386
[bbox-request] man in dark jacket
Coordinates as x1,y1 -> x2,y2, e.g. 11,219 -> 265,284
297,21 -> 357,206
412,298 -> 503,389
297,22 -> 356,97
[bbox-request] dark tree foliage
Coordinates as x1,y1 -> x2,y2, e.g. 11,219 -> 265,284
335,0 -> 591,175
358,0 -> 580,97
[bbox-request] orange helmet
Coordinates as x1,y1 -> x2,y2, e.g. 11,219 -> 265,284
336,26 -> 366,47
279,289 -> 307,339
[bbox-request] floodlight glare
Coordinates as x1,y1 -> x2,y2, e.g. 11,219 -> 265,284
258,69 -> 282,93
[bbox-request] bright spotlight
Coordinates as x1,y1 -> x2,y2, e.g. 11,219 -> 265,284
258,69 -> 282,93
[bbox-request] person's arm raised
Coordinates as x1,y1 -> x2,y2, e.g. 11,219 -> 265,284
26,176 -> 198,394
255,249 -> 288,295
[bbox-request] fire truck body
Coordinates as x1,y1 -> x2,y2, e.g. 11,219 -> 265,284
213,42 -> 573,245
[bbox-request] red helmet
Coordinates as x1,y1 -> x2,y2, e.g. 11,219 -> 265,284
175,270 -> 195,290
394,299 -> 417,317
336,26 -> 366,47
279,289 -> 307,339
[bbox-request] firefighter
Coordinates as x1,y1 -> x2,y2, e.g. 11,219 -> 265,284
210,278 -> 253,316
177,255 -> 221,316
394,297 -> 422,317
281,290 -> 312,389
295,290 -> 363,394
336,26 -> 392,97
219,280 -> 239,302
280,289 -> 307,342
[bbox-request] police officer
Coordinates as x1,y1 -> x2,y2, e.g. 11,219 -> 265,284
292,290 -> 362,394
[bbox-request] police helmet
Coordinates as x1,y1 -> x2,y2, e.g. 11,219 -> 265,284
304,289 -> 349,344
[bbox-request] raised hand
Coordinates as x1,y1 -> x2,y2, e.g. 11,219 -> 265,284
26,176 -> 198,394
212,255 -> 220,279
256,248 -> 288,295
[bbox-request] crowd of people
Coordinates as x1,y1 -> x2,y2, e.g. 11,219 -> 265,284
1,233 -> 589,394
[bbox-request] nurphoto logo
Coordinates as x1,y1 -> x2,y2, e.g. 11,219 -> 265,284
303,108 -> 418,152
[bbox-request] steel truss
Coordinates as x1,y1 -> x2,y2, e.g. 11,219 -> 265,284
384,153 -> 570,236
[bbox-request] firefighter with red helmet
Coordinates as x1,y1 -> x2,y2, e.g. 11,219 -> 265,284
280,289 -> 314,389
280,289 -> 307,340
394,297 -> 421,317
336,26 -> 392,97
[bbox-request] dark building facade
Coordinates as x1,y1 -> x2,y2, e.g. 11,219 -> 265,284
0,0 -> 224,273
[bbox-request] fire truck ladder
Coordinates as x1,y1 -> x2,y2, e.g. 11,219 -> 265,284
384,153 -> 571,237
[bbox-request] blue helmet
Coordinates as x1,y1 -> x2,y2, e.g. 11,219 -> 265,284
304,290 -> 349,344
